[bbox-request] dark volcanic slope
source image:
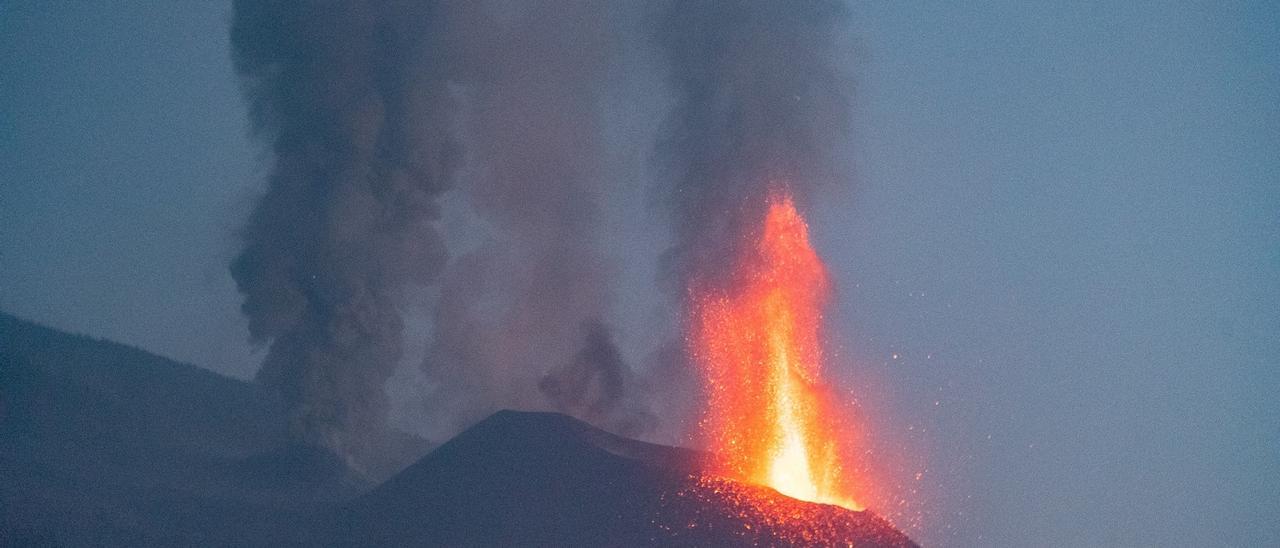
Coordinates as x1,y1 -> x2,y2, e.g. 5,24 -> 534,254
0,313 -> 915,546
341,410 -> 916,547
0,313 -> 374,546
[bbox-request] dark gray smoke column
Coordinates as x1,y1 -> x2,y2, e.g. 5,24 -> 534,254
651,0 -> 851,291
228,0 -> 459,468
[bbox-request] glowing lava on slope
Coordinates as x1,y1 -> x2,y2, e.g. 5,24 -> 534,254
690,190 -> 865,511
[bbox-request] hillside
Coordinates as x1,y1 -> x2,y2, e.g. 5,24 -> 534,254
0,312 -> 371,545
1,314 -> 915,546
339,410 -> 916,546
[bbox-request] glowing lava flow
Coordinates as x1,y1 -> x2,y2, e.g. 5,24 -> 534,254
690,191 -> 864,511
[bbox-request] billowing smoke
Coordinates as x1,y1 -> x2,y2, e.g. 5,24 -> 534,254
539,320 -> 653,435
230,0 -> 653,467
420,1 -> 653,438
227,0 -> 845,465
228,0 -> 459,468
649,0 -> 851,291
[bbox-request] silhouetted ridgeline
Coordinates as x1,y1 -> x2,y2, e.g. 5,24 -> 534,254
0,312 -> 419,545
339,410 -> 917,547
1,313 -> 915,546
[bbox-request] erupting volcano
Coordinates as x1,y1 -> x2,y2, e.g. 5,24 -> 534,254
690,189 -> 865,511
341,191 -> 915,547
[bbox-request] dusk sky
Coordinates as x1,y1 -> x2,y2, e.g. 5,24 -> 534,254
2,2 -> 1276,546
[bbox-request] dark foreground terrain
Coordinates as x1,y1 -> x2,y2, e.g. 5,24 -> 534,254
0,313 -> 380,545
339,410 -> 916,547
1,313 -> 915,546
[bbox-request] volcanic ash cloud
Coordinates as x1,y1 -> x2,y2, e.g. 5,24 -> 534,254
228,0 -> 460,468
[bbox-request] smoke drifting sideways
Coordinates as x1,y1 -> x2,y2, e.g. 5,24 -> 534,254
228,0 -> 459,469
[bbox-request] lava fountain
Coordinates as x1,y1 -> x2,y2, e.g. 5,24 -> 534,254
690,189 -> 865,511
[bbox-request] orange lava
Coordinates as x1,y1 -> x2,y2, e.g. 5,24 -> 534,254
689,190 -> 864,511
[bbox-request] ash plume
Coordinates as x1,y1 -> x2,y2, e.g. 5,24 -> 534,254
421,1 -> 653,438
539,320 -> 644,432
228,0 -> 459,468
540,322 -> 626,415
649,0 -> 852,291
225,0 -> 843,462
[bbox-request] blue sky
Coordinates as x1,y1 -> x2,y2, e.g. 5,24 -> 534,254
824,2 -> 1278,544
2,2 -> 1276,545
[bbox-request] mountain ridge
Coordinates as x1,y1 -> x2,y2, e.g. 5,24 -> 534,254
339,409 -> 918,547
1,313 -> 917,546
0,312 -> 402,545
